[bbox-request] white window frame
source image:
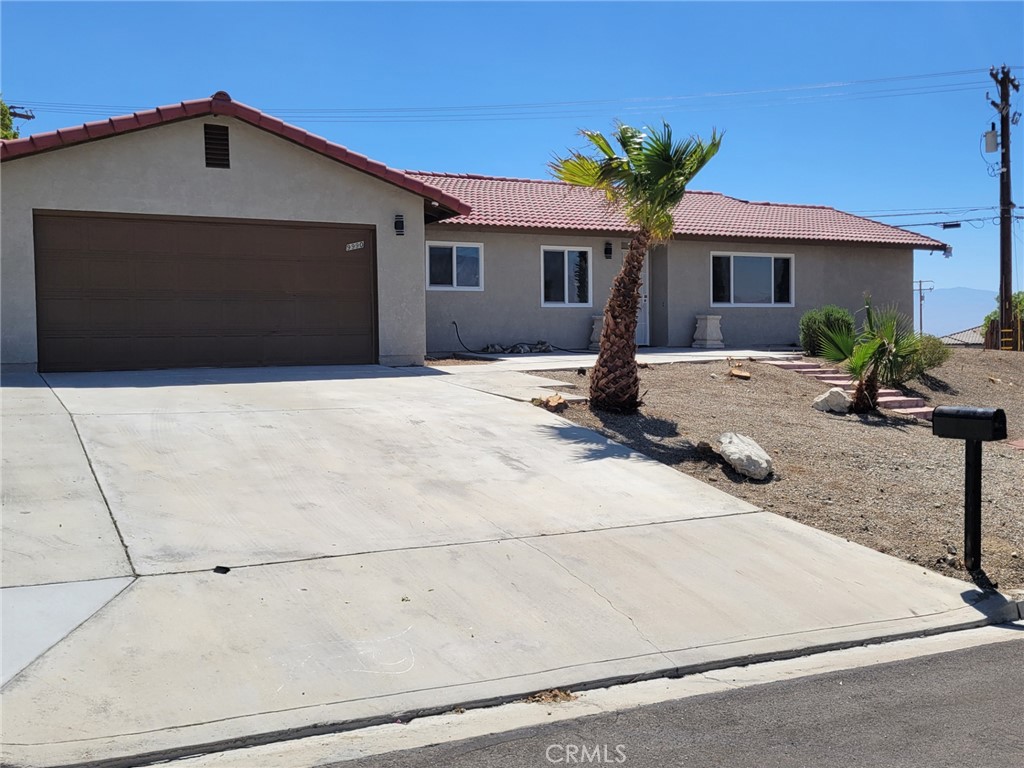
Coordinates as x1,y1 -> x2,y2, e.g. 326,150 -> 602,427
540,246 -> 594,307
710,251 -> 795,308
426,241 -> 484,291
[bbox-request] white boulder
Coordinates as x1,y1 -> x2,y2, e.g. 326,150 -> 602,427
812,387 -> 852,414
713,433 -> 773,480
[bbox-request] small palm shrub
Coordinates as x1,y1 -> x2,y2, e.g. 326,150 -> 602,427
820,296 -> 919,412
799,305 -> 855,356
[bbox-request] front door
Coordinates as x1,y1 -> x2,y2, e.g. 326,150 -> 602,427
635,255 -> 650,346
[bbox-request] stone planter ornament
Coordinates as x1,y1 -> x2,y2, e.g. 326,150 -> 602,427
693,314 -> 724,349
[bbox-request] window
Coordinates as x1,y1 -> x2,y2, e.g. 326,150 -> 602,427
542,247 -> 592,306
711,252 -> 793,306
426,242 -> 483,290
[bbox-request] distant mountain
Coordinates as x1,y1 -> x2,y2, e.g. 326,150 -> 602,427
921,287 -> 997,337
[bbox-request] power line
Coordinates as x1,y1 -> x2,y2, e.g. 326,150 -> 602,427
898,215 -> 1024,228
855,207 -> 998,218
11,84 -> 987,124
5,68 -> 1004,124
851,204 -> 990,213
10,68 -> 994,114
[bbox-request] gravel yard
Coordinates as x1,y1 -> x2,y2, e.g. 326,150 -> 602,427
424,355 -> 494,366
538,348 -> 1024,591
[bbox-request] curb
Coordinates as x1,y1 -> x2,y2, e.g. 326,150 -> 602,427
15,595 -> 1021,768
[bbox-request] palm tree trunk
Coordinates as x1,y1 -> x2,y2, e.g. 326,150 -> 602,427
864,369 -> 879,410
851,370 -> 879,413
589,229 -> 650,412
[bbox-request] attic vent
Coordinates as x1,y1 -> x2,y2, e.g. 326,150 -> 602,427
204,124 -> 230,168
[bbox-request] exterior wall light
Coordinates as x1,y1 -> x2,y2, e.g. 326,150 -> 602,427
394,214 -> 405,236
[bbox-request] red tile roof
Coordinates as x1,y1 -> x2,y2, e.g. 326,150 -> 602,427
0,92 -> 470,217
407,171 -> 946,249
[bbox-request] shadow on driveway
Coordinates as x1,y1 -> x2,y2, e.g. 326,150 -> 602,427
33,364 -> 439,389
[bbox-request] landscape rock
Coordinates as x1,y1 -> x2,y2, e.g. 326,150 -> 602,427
481,341 -> 553,354
812,387 -> 852,414
713,432 -> 773,480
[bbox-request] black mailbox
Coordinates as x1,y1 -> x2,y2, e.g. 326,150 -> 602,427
932,406 -> 1007,442
930,405 -> 1008,574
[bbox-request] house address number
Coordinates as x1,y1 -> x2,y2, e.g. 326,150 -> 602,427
346,241 -> 365,252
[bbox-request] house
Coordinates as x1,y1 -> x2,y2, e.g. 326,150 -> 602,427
940,326 -> 985,347
0,92 -> 468,371
407,172 -> 946,353
1,92 -> 946,372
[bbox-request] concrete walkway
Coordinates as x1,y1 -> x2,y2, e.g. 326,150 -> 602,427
440,346 -> 801,372
1,365 -> 1017,768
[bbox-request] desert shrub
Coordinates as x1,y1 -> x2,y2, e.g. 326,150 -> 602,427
799,305 -> 855,356
901,334 -> 952,381
982,291 -> 1024,327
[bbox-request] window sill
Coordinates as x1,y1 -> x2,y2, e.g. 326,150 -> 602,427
428,285 -> 485,292
710,303 -> 795,308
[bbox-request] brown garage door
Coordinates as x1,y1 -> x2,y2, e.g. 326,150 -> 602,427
34,212 -> 377,372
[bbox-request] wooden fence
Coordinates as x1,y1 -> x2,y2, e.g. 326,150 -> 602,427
985,316 -> 1023,351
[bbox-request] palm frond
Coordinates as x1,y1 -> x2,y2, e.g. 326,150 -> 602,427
549,152 -> 607,190
819,324 -> 856,364
847,339 -> 880,379
580,129 -> 617,160
552,121 -> 722,238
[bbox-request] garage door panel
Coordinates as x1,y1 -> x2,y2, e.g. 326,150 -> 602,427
172,300 -> 224,330
34,218 -> 86,250
133,300 -> 188,331
298,299 -> 366,331
36,298 -> 86,333
85,299 -> 136,330
301,228 -> 347,255
130,336 -> 183,366
132,260 -> 181,292
83,257 -> 132,291
218,336 -> 264,366
335,300 -> 375,329
35,214 -> 378,371
72,337 -> 134,371
331,334 -> 376,360
35,253 -> 85,290
36,336 -> 83,370
86,219 -> 147,252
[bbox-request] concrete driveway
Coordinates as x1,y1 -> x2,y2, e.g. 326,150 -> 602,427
1,365 -> 1017,768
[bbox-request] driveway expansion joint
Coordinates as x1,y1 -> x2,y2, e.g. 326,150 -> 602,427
131,511 -> 765,579
514,537 -> 671,665
41,374 -> 138,579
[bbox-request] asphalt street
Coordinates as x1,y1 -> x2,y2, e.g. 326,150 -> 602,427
337,632 -> 1024,768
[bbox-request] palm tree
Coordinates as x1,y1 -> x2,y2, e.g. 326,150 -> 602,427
820,296 -> 919,413
550,123 -> 722,412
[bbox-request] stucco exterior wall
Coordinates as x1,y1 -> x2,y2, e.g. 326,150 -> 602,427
1,117 -> 428,367
423,228 -> 915,352
424,228 -> 630,352
661,239 -> 915,347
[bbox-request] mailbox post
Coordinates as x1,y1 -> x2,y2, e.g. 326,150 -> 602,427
931,406 -> 1008,572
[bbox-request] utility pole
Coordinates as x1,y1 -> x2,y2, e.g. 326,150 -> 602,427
914,280 -> 934,335
989,66 -> 1020,338
7,106 -> 35,123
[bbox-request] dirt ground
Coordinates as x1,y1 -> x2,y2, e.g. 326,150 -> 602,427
424,355 -> 494,366
539,348 -> 1024,591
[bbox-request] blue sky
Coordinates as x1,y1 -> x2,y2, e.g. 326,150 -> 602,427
2,1 -> 1022,308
